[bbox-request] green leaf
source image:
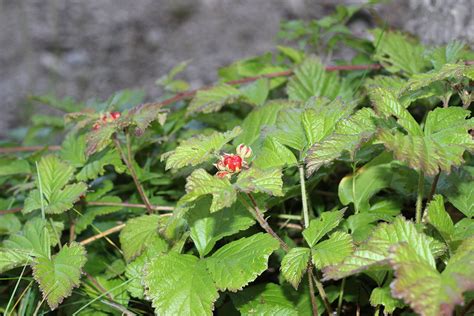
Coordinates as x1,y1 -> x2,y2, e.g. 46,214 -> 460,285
369,87 -> 422,135
163,127 -> 242,171
76,148 -> 126,181
23,155 -> 87,214
269,108 -> 307,151
187,83 -> 243,115
119,215 -> 168,262
178,168 -> 237,213
323,216 -> 445,280
235,167 -> 283,196
32,243 -> 87,310
205,233 -> 279,291
240,78 -> 270,106
369,286 -> 405,314
280,247 -> 310,289
302,209 -> 345,247
86,123 -> 117,156
230,283 -> 298,316
252,137 -> 298,169
0,159 -> 31,176
453,218 -> 474,241
402,63 -> 467,93
338,160 -> 393,213
233,100 -> 288,146
126,101 -> 168,135
305,108 -> 377,176
185,198 -> 255,257
389,237 -> 474,316
3,218 -> 51,260
125,248 -> 159,300
378,107 -> 473,176
426,195 -> 454,242
428,41 -> 466,69
312,231 -> 354,269
0,249 -> 31,274
445,174 -> 474,218
144,252 -> 219,316
287,56 -> 351,101
302,98 -> 355,145
0,214 -> 21,235
372,29 -> 428,75
60,133 -> 87,168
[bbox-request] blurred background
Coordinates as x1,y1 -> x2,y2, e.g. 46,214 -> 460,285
1,0 -> 473,138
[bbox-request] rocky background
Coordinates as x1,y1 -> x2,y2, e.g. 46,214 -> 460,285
0,0 -> 473,137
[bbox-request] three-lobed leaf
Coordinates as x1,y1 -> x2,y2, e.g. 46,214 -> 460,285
23,155 -> 87,215
33,243 -> 87,310
302,209 -> 345,247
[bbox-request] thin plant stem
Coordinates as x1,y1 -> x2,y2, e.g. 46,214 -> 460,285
79,224 -> 126,246
8,280 -> 34,315
87,201 -> 173,212
337,278 -> 346,316
5,258 -> 31,315
276,214 -> 302,221
113,134 -> 153,214
427,171 -> 440,203
352,163 -> 359,214
307,268 -> 319,316
299,164 -> 310,228
242,193 -> 289,252
312,271 -> 333,315
416,171 -> 425,224
35,161 -> 45,221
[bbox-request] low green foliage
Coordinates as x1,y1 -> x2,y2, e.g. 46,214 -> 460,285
1,3 -> 473,315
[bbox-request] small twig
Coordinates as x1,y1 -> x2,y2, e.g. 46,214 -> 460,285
277,222 -> 303,230
243,193 -> 290,252
427,171 -> 440,203
307,268 -> 319,316
100,299 -> 136,316
113,135 -> 153,214
79,223 -> 126,246
311,270 -> 334,315
0,207 -> 21,215
87,201 -> 173,212
0,145 -> 61,154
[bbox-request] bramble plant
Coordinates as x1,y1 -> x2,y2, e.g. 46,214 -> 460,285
1,3 -> 474,316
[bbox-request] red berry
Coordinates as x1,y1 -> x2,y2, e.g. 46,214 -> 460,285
92,123 -> 101,131
110,111 -> 121,120
101,114 -> 108,123
223,154 -> 243,172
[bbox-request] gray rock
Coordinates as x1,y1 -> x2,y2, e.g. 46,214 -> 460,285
0,0 -> 472,138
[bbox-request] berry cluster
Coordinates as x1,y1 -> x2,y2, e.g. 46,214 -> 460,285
215,144 -> 252,179
92,111 -> 121,131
